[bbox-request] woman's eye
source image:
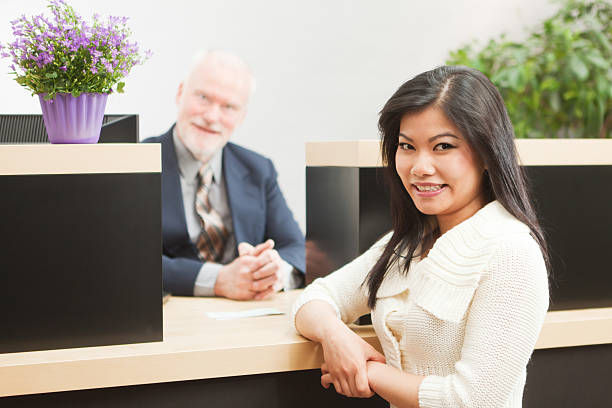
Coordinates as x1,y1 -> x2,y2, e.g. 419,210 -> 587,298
223,104 -> 235,110
434,142 -> 455,151
398,142 -> 414,151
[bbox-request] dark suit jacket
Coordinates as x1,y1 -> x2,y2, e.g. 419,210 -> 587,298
144,127 -> 305,296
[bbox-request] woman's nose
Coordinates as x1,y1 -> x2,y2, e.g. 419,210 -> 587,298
410,153 -> 435,177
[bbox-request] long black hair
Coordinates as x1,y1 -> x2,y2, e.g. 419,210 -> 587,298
365,66 -> 549,308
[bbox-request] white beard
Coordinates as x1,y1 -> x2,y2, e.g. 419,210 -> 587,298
178,125 -> 225,163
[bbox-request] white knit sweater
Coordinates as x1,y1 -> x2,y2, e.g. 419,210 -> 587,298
293,201 -> 549,408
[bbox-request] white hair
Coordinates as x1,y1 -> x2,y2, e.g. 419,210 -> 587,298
188,49 -> 256,97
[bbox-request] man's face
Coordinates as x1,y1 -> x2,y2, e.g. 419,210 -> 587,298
175,58 -> 251,162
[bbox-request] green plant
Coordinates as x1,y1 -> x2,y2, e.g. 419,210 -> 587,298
447,0 -> 612,138
0,0 -> 151,100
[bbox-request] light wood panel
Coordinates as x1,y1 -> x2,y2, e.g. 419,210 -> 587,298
0,290 -> 610,397
0,290 -> 377,397
0,144 -> 161,175
305,139 -> 612,167
536,307 -> 612,349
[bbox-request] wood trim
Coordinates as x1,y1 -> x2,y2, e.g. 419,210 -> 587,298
305,139 -> 612,167
306,140 -> 382,167
536,307 -> 612,350
0,144 -> 161,175
0,291 -> 610,397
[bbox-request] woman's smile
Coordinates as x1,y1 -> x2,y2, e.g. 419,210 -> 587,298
412,183 -> 448,196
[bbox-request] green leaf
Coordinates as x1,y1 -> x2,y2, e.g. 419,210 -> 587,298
549,92 -> 561,113
540,77 -> 560,91
507,69 -> 522,90
585,52 -> 609,70
592,30 -> 612,55
116,81 -> 125,93
448,0 -> 612,138
45,72 -> 58,79
568,55 -> 589,80
71,90 -> 80,97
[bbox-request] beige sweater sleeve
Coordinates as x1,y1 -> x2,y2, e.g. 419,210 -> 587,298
292,233 -> 391,328
418,236 -> 550,408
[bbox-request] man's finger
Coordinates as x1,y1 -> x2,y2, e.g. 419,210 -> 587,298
238,242 -> 255,256
251,248 -> 281,271
251,239 -> 274,257
251,273 -> 278,292
253,286 -> 275,300
251,260 -> 279,280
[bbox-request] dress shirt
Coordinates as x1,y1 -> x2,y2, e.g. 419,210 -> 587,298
172,130 -> 301,296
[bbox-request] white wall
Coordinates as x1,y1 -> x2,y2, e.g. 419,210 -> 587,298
0,0 -> 557,231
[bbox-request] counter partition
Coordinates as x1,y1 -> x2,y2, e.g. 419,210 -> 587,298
0,144 -> 162,354
305,139 -> 612,311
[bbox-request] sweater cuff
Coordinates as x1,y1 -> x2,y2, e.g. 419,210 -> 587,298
418,375 -> 445,408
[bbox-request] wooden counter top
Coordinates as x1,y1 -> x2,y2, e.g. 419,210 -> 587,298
0,290 -> 377,397
0,143 -> 161,175
1,290 -> 610,397
305,139 -> 612,167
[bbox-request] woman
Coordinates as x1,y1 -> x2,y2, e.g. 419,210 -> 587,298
293,66 -> 549,408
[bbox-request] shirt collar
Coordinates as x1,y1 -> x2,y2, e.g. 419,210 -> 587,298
172,125 -> 224,184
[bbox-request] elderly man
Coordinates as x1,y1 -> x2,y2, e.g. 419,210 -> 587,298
145,50 -> 304,300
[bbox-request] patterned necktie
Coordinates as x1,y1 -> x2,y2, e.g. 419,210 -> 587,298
195,165 -> 228,262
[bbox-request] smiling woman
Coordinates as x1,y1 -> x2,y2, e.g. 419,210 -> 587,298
293,66 -> 550,408
395,108 -> 487,235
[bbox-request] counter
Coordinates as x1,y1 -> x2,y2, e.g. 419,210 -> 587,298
1,290 -> 610,406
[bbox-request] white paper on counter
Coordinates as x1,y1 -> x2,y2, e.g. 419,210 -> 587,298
206,308 -> 284,320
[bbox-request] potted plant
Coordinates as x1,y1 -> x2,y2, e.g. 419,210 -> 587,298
0,0 -> 150,144
446,0 -> 612,139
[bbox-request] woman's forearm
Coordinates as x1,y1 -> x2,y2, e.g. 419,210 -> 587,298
367,361 -> 424,408
294,300 -> 346,343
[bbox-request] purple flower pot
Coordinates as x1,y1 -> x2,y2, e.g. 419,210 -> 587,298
38,93 -> 108,144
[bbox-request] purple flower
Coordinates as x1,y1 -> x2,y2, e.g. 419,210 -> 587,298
49,0 -> 67,7
2,0 -> 150,97
100,57 -> 112,72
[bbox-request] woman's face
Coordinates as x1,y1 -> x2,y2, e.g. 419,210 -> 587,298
395,107 -> 487,233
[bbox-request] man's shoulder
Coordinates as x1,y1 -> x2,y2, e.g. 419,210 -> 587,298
142,129 -> 172,144
224,142 -> 272,166
142,135 -> 161,143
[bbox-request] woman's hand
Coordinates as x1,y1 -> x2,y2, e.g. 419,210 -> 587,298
294,300 -> 384,398
319,323 -> 386,398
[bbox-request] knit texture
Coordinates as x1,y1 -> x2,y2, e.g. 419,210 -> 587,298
292,201 -> 549,408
